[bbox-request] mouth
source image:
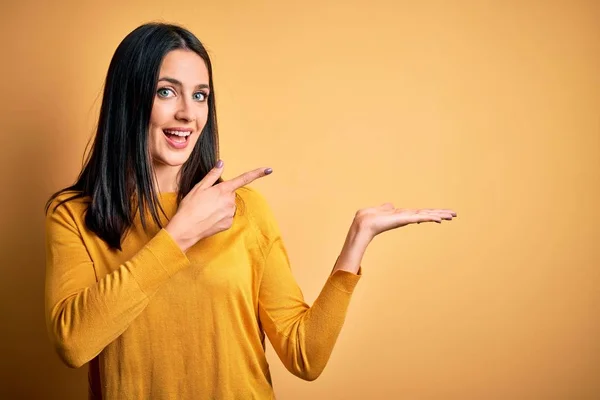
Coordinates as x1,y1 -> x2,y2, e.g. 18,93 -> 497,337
163,129 -> 192,149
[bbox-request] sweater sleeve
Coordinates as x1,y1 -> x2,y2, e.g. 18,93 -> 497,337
243,188 -> 361,381
44,200 -> 190,368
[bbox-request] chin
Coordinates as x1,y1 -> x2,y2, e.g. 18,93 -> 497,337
154,153 -> 193,168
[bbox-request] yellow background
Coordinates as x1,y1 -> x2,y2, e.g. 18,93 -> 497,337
1,0 -> 599,398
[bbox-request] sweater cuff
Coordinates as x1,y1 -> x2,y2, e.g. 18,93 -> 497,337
328,267 -> 362,293
128,229 -> 191,295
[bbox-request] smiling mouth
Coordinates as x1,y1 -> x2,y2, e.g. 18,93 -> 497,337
163,129 -> 191,143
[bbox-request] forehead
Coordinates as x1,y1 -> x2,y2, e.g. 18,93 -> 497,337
159,49 -> 209,83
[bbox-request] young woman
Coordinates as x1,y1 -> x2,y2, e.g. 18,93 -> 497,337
45,22 -> 456,399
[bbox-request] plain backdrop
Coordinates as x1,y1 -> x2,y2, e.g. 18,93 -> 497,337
0,0 -> 598,399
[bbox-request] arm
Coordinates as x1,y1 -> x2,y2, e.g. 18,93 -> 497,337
46,163 -> 273,368
252,192 -> 457,381
45,202 -> 190,368
331,220 -> 371,275
258,236 -> 361,381
246,188 -> 360,381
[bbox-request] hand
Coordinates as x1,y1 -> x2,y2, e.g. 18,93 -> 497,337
354,203 -> 457,241
332,204 -> 457,274
165,161 -> 273,252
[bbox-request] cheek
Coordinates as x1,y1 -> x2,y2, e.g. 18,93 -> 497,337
197,106 -> 210,129
148,108 -> 164,152
150,101 -> 171,129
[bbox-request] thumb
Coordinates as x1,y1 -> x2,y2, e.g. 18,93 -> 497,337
379,202 -> 395,211
194,160 -> 225,191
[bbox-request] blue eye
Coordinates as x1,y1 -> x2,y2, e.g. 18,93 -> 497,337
193,91 -> 208,102
157,88 -> 174,98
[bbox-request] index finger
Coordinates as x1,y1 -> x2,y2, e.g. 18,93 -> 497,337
220,167 -> 273,192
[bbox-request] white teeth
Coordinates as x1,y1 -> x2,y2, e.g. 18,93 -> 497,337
164,130 -> 191,137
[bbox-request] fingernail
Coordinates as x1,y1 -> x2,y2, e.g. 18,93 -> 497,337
216,160 -> 223,168
264,168 -> 273,175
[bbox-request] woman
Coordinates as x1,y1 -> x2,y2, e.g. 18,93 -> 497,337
45,22 -> 456,399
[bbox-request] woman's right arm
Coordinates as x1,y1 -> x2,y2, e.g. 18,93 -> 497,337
45,203 -> 190,368
45,162 -> 271,368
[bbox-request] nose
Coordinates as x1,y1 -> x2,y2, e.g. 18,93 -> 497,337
175,97 -> 196,123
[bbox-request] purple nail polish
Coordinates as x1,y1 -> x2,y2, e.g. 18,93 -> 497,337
264,168 -> 273,175
216,160 -> 223,168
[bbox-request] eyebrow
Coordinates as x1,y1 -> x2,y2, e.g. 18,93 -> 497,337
158,77 -> 210,90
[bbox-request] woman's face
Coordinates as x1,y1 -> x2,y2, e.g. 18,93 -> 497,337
148,49 -> 210,170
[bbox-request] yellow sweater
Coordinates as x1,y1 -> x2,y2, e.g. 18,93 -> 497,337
45,186 -> 361,399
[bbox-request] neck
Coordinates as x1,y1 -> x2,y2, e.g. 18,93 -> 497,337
152,162 -> 181,193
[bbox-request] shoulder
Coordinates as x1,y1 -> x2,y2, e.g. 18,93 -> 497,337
235,186 -> 270,214
45,191 -> 90,226
235,186 -> 281,243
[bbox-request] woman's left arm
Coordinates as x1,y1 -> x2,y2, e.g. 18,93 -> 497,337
251,189 -> 456,381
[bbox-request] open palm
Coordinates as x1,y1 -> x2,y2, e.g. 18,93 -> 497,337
355,203 -> 457,238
